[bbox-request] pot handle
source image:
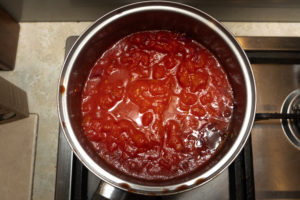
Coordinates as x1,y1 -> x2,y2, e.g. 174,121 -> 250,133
255,113 -> 300,121
92,181 -> 128,200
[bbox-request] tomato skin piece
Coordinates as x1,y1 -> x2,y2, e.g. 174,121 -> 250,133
153,64 -> 167,79
165,120 -> 184,151
180,90 -> 198,105
191,104 -> 206,118
177,65 -> 191,88
142,112 -> 153,126
81,31 -> 234,181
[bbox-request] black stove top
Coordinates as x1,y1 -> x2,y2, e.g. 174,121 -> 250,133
55,36 -> 300,200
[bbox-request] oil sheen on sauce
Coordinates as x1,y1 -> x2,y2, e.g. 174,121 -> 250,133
81,31 -> 234,180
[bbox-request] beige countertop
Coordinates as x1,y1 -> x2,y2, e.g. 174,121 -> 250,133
0,22 -> 300,200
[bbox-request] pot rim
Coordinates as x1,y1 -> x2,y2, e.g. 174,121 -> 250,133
57,0 -> 256,195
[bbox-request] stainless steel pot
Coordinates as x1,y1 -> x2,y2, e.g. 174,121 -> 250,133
58,1 -> 256,195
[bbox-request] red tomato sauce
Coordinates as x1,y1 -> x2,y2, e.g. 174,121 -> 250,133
81,31 -> 234,180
